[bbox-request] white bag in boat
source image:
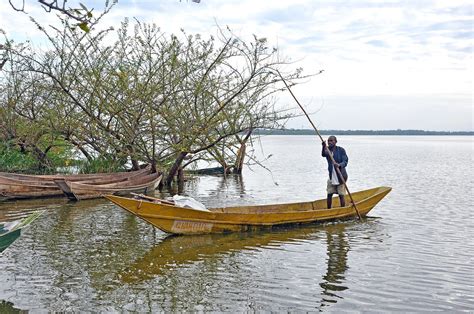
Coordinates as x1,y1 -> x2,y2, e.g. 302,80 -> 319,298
172,195 -> 209,211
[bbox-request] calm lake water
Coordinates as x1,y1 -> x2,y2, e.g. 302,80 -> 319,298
0,135 -> 473,312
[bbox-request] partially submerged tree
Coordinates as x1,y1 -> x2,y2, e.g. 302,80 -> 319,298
1,12 -> 311,180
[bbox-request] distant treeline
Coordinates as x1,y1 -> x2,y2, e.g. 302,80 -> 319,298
255,129 -> 474,136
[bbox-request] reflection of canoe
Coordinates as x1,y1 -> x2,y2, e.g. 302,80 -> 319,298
0,211 -> 43,253
55,173 -> 162,200
118,225 -> 325,283
105,186 -> 391,235
0,167 -> 151,200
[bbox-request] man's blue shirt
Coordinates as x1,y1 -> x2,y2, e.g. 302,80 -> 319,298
321,146 -> 348,181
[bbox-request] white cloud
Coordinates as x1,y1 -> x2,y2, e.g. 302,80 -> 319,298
0,0 -> 472,130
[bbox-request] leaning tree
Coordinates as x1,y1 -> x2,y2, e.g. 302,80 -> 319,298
2,12 -> 310,180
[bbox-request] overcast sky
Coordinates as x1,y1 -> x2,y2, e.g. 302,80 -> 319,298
1,0 -> 472,131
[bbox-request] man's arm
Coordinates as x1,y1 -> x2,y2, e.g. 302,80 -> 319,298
321,141 -> 328,157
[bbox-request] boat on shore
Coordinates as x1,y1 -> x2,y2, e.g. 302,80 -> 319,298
0,166 -> 151,200
0,176 -> 63,200
105,186 -> 392,235
0,166 -> 150,182
55,172 -> 162,200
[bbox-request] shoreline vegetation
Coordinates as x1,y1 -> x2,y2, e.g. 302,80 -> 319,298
0,4 -> 470,178
255,129 -> 474,136
0,9 -> 311,179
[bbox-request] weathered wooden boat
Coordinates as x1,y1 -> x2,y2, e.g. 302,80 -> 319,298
0,211 -> 43,253
0,165 -> 150,182
0,176 -> 63,200
105,186 -> 392,235
55,172 -> 162,200
0,167 -> 151,200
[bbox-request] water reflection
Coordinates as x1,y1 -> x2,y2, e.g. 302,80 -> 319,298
117,223 -> 350,309
1,136 -> 471,311
38,201 -> 158,293
0,197 -> 67,222
160,174 -> 249,208
320,224 -> 349,308
0,177 -> 382,311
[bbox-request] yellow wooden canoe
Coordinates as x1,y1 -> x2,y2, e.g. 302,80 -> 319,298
104,186 -> 391,235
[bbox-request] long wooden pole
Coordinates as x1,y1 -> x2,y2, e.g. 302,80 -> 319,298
277,71 -> 362,219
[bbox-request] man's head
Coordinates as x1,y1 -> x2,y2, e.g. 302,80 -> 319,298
327,135 -> 337,148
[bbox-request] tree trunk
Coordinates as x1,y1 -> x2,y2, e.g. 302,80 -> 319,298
233,143 -> 246,174
177,167 -> 184,182
32,145 -> 53,170
131,159 -> 140,171
165,151 -> 188,185
177,167 -> 185,191
233,128 -> 253,174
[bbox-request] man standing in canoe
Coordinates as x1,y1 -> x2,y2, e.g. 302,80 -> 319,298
322,136 -> 348,209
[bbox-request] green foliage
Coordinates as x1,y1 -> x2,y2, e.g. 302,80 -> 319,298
77,22 -> 90,33
0,139 -> 79,174
45,140 -> 77,169
0,142 -> 37,172
1,14 -> 309,182
75,155 -> 126,174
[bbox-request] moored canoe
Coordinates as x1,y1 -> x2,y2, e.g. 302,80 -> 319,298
56,172 -> 162,200
105,186 -> 392,235
0,165 -> 150,182
0,166 -> 151,200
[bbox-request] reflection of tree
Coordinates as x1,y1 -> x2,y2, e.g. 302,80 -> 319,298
319,224 -> 349,308
27,199 -> 158,293
204,174 -> 248,208
161,173 -> 248,208
215,173 -> 246,199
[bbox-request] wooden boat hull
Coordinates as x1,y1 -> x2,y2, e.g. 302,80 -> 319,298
0,176 -> 64,200
105,186 -> 392,235
56,173 -> 162,200
0,167 -> 151,200
0,166 -> 150,182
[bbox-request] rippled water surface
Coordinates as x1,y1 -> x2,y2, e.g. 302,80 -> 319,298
0,136 -> 473,312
